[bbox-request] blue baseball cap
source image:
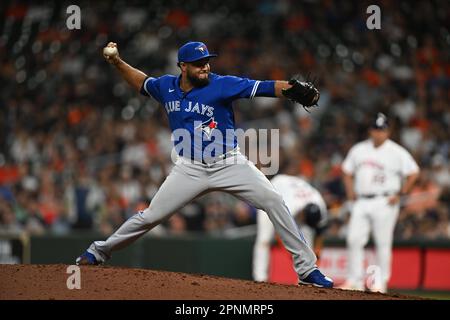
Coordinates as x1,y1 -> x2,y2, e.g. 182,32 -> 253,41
177,41 -> 218,63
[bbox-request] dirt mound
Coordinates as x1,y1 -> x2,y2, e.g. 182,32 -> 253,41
0,264 -> 418,300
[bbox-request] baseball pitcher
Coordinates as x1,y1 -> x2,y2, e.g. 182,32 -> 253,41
340,113 -> 419,293
75,41 -> 333,288
253,172 -> 328,282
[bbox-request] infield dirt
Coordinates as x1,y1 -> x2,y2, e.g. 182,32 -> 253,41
0,264 -> 421,300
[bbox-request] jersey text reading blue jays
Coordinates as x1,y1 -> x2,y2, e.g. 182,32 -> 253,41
141,73 -> 275,161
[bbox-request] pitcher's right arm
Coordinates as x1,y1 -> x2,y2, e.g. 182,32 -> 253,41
103,42 -> 147,92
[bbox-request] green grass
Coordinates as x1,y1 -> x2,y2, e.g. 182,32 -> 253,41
390,290 -> 450,300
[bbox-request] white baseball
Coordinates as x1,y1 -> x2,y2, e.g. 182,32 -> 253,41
103,46 -> 118,57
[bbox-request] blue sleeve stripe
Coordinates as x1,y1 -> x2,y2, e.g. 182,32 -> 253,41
143,77 -> 154,96
250,80 -> 260,99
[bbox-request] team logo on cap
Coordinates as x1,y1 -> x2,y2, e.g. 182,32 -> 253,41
195,44 -> 207,54
375,113 -> 387,127
376,117 -> 384,127
195,117 -> 218,140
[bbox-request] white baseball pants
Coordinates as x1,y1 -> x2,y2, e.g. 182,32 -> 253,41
346,196 -> 400,291
252,209 -> 314,282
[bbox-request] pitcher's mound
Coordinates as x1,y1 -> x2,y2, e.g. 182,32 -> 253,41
0,264 -> 419,300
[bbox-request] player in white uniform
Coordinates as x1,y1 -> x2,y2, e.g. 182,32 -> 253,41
253,164 -> 328,282
340,113 -> 419,293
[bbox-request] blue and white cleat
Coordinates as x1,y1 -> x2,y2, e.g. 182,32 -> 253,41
76,251 -> 101,266
299,269 -> 334,288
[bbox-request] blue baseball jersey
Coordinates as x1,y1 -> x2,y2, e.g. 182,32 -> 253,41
140,73 -> 275,161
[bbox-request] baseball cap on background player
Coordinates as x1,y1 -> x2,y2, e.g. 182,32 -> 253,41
303,203 -> 322,228
371,112 -> 389,130
177,41 -> 218,63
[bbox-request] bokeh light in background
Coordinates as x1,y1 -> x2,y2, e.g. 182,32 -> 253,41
0,0 -> 448,240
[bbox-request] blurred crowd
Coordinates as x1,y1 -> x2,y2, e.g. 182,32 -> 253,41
0,0 -> 449,240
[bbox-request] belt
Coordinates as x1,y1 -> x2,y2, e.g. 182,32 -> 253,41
188,148 -> 239,165
358,192 -> 396,199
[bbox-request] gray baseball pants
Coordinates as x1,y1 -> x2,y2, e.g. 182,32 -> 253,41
87,152 -> 317,279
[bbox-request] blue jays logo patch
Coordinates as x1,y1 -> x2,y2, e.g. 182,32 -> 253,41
195,117 -> 218,140
195,44 -> 207,54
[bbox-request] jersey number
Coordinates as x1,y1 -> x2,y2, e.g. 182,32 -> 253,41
372,173 -> 386,184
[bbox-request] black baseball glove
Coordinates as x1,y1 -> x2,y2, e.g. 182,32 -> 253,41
282,78 -> 320,111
